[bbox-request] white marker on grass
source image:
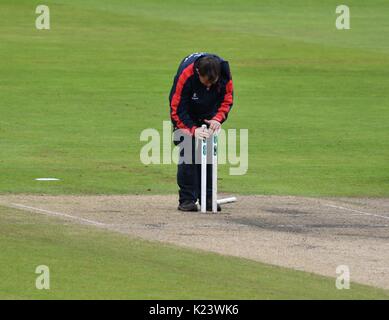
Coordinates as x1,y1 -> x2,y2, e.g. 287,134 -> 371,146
35,178 -> 60,181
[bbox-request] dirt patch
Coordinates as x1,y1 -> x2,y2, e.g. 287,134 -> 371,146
0,194 -> 388,289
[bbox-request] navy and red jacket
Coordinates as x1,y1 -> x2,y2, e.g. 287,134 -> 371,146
169,52 -> 234,135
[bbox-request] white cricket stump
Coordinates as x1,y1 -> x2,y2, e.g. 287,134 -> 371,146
200,125 -> 207,213
217,197 -> 237,205
199,126 -> 236,213
211,133 -> 218,213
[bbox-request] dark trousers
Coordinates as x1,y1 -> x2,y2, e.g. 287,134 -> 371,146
177,136 -> 213,204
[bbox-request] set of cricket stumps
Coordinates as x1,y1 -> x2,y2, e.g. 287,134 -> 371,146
199,124 -> 237,213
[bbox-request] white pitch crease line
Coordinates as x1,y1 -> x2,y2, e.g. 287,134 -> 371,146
9,203 -> 108,227
325,204 -> 389,221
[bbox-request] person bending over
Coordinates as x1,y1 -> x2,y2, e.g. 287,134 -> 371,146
169,52 -> 234,212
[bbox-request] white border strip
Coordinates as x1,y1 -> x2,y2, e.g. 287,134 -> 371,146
9,203 -> 107,227
324,204 -> 389,221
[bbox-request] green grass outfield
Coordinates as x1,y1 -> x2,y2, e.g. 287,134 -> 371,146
1,0 -> 388,196
1,205 -> 388,300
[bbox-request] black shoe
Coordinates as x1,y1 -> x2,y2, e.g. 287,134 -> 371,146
206,200 -> 221,212
178,200 -> 198,212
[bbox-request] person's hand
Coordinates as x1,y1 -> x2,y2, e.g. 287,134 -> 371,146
204,119 -> 221,134
194,126 -> 210,140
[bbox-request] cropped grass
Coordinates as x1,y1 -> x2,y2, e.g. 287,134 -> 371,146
0,0 -> 388,196
1,205 -> 388,300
